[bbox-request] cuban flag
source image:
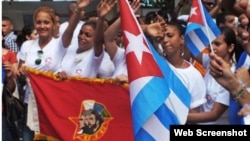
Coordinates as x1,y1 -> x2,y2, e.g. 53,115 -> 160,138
119,0 -> 191,140
230,51 -> 250,125
185,0 -> 221,57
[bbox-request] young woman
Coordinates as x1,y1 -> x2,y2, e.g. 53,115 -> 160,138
187,27 -> 237,124
17,0 -> 91,137
17,7 -> 74,73
56,0 -> 116,79
16,25 -> 39,49
160,21 -> 207,113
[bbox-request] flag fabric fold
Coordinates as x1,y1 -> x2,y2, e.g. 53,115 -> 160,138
119,0 -> 191,140
185,0 -> 221,57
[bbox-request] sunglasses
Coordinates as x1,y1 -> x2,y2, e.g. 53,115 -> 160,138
35,50 -> 43,65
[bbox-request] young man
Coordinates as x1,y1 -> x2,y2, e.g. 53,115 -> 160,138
2,16 -> 19,54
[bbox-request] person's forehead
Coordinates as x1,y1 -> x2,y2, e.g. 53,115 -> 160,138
2,20 -> 11,24
36,12 -> 53,20
225,15 -> 235,19
89,115 -> 95,120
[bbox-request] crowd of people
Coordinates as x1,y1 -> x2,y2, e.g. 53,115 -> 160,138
2,0 -> 250,140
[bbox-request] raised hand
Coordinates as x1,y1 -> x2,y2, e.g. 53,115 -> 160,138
215,0 -> 222,7
76,0 -> 92,9
130,0 -> 141,13
145,23 -> 164,39
144,14 -> 166,39
209,53 -> 234,87
97,0 -> 117,19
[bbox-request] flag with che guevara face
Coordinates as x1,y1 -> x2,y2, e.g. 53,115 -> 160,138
28,70 -> 133,141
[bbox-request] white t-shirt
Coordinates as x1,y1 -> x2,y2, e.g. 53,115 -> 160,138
111,47 -> 128,78
200,54 -> 235,124
98,51 -> 115,78
169,61 -> 207,109
18,37 -> 67,72
60,46 -> 112,78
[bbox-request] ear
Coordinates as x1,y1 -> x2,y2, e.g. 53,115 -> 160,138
25,35 -> 31,40
228,43 -> 235,53
10,24 -> 14,31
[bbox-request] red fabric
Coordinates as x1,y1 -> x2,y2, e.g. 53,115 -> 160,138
2,50 -> 17,64
120,0 -> 163,82
28,73 -> 134,141
188,0 -> 204,25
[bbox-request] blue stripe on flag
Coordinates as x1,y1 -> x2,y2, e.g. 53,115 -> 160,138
131,77 -> 170,134
229,97 -> 242,124
185,33 -> 202,57
204,11 -> 221,36
237,51 -> 247,68
155,104 -> 180,129
165,72 -> 191,108
147,39 -> 191,108
195,28 -> 210,46
185,23 -> 203,33
135,127 -> 155,141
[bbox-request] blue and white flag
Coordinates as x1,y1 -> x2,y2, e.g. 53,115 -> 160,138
185,0 -> 221,57
119,0 -> 191,140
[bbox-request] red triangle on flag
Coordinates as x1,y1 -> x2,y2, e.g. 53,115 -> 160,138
120,0 -> 163,82
188,0 -> 204,25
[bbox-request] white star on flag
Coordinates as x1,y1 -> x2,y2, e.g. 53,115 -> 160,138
190,7 -> 197,17
124,30 -> 151,65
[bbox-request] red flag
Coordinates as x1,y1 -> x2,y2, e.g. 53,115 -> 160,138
28,71 -> 133,141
